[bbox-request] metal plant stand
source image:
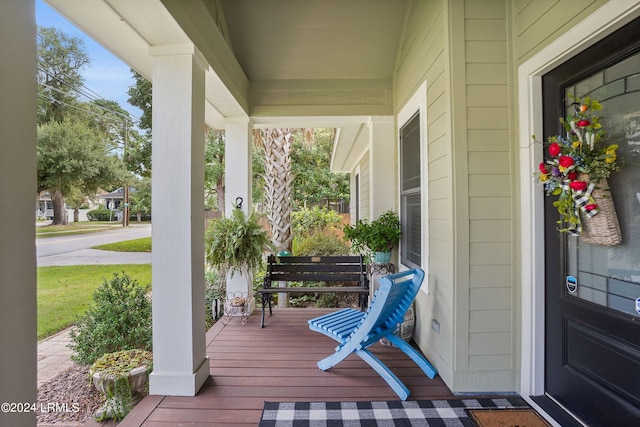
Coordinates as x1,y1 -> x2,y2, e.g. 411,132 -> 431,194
222,292 -> 253,325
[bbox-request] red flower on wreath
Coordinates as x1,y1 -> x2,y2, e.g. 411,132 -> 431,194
585,204 -> 598,211
569,181 -> 588,191
548,142 -> 561,157
539,163 -> 549,174
567,171 -> 578,181
558,155 -> 574,169
577,119 -> 591,127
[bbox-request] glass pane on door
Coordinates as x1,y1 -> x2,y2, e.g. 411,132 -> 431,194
564,51 -> 640,318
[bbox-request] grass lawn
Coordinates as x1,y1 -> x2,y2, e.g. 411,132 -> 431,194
91,237 -> 151,252
37,264 -> 152,340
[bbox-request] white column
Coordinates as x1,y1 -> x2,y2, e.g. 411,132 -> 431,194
0,2 -> 37,426
368,116 -> 396,218
224,119 -> 254,297
224,119 -> 253,215
149,44 -> 210,396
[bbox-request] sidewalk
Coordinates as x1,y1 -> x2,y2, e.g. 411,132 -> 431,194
37,328 -> 75,389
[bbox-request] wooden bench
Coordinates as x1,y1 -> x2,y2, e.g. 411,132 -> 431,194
258,254 -> 369,328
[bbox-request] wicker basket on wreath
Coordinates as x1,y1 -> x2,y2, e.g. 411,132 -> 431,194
580,174 -> 622,246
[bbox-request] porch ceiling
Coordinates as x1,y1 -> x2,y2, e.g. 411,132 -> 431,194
44,0 -> 407,171
219,0 -> 408,82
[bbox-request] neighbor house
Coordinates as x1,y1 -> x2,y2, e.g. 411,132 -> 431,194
2,1 -> 639,426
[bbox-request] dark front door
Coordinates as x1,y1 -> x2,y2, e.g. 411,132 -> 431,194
538,19 -> 640,427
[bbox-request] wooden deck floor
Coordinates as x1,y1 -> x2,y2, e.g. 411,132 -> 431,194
119,308 -> 455,426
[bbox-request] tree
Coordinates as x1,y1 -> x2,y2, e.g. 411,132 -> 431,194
127,70 -> 152,131
130,178 -> 151,222
204,129 -> 225,212
37,26 -> 89,125
257,128 -> 295,252
126,70 -> 153,176
291,128 -> 349,208
37,118 -> 124,225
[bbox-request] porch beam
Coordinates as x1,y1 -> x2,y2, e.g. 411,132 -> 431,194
149,43 -> 209,396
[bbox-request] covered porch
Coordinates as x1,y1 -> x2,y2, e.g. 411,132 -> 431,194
117,308 -> 454,426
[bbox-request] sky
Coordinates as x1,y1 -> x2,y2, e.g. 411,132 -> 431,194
36,0 -> 143,120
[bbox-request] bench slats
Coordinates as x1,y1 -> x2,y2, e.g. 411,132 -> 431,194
270,264 -> 363,273
258,286 -> 367,294
266,273 -> 363,282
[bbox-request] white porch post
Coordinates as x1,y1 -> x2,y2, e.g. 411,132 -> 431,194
149,44 -> 210,396
0,2 -> 37,426
368,116 -> 396,218
224,119 -> 253,215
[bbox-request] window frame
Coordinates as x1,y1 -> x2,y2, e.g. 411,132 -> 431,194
397,82 -> 428,274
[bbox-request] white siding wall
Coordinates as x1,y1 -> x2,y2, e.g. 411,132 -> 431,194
394,0 -> 455,386
394,0 -> 521,392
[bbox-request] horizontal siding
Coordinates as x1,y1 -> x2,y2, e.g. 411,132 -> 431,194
468,175 -> 511,197
469,242 -> 512,265
467,129 -> 510,151
469,197 -> 511,219
469,265 -> 512,288
429,218 -> 449,241
469,354 -> 513,371
360,156 -> 370,221
468,152 -> 510,174
516,0 -> 607,63
466,63 -> 508,84
469,310 -> 512,333
467,85 -> 508,107
469,219 -> 511,242
462,0 -> 515,383
469,288 -> 512,310
465,19 -> 507,41
428,176 -> 450,200
469,332 -> 512,355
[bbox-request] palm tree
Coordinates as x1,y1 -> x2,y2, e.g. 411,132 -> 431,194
257,128 -> 294,252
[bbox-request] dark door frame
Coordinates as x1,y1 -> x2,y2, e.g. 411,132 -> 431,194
531,16 -> 640,427
516,4 -> 640,426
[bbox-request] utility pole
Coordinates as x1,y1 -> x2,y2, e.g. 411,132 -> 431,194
123,119 -> 129,227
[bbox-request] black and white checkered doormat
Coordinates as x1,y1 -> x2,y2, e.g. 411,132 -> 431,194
259,396 -> 529,426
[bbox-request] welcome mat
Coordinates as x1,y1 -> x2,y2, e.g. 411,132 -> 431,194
469,408 -> 550,427
259,396 -> 530,426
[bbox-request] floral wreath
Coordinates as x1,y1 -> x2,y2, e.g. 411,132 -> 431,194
534,96 -> 621,235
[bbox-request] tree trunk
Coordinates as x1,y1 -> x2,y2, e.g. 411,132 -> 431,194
216,180 -> 225,215
262,128 -> 293,253
51,190 -> 68,225
73,207 -> 79,222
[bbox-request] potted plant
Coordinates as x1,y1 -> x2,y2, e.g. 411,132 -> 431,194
205,206 -> 273,312
343,210 -> 401,263
89,349 -> 153,421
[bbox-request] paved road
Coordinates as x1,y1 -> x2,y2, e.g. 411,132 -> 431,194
37,224 -> 152,266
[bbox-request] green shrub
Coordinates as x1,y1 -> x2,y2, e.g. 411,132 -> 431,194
69,273 -> 152,365
87,208 -> 115,221
289,232 -> 351,308
291,206 -> 343,238
293,233 -> 350,256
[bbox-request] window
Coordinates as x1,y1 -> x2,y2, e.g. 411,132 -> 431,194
400,112 -> 421,268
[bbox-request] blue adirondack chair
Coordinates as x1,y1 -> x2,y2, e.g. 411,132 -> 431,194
308,268 -> 437,400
